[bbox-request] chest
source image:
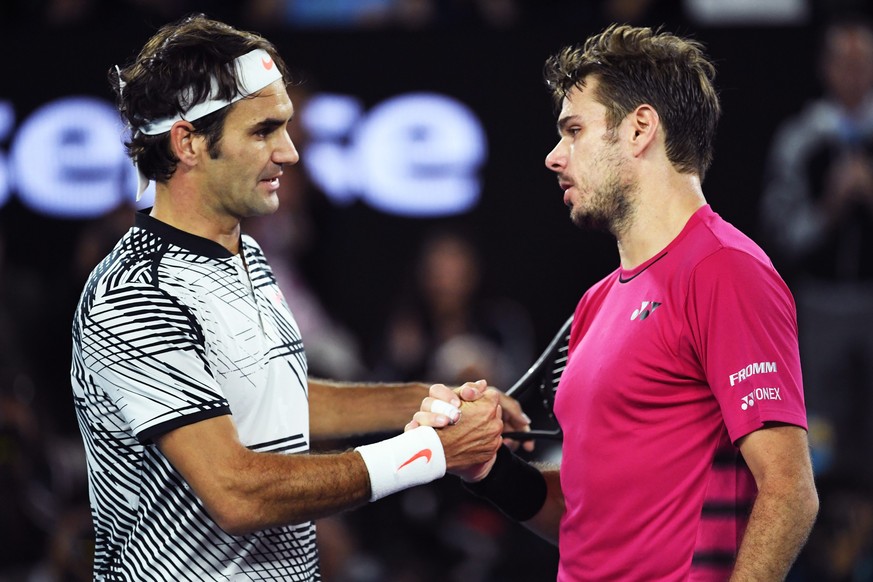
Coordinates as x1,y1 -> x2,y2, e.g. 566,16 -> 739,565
189,259 -> 307,399
555,276 -> 712,435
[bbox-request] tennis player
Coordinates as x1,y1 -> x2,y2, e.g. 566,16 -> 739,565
70,14 -> 526,580
416,24 -> 819,581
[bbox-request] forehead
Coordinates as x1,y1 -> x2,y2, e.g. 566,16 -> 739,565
225,79 -> 294,125
557,78 -> 608,125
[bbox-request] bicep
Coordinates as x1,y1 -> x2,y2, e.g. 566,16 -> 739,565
156,414 -> 248,505
737,424 -> 814,487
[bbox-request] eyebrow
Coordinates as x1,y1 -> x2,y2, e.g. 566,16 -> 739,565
251,117 -> 290,133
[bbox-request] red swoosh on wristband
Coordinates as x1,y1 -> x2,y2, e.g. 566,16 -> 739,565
397,449 -> 432,470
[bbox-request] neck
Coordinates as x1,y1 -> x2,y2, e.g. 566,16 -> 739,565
615,168 -> 706,270
151,184 -> 242,254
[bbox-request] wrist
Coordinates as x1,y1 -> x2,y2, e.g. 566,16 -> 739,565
462,445 -> 547,522
355,426 -> 446,502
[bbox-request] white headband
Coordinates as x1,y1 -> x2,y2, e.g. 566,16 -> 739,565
132,48 -> 283,200
138,48 -> 283,135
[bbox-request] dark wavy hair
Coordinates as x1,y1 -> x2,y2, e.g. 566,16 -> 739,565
544,24 -> 721,179
109,14 -> 291,185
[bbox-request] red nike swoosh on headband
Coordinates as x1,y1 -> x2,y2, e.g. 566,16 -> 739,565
397,449 -> 432,470
262,56 -> 274,70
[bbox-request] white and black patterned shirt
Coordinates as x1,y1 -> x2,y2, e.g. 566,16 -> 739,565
71,211 -> 319,581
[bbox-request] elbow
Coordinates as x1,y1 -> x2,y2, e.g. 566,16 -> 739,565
802,480 -> 820,529
783,472 -> 820,538
205,497 -> 261,536
198,471 -> 269,536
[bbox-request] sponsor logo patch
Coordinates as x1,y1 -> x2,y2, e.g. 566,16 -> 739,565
740,387 -> 782,411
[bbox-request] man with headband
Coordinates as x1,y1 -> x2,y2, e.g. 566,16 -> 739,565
70,14 -> 526,580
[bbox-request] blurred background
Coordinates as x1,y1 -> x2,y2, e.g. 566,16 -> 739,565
2,0 -> 873,580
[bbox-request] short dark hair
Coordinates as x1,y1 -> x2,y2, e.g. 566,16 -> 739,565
544,24 -> 721,179
109,14 -> 291,184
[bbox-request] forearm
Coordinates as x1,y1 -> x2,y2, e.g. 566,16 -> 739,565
463,446 -> 564,545
160,415 -> 453,535
220,449 -> 371,533
158,418 -> 374,535
523,467 -> 564,545
730,477 -> 818,580
308,378 -> 429,439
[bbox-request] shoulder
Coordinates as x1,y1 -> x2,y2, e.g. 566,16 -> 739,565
78,226 -> 202,318
692,209 -> 773,268
683,210 -> 793,305
577,267 -> 620,306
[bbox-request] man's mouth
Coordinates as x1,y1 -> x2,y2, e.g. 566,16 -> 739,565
260,175 -> 281,189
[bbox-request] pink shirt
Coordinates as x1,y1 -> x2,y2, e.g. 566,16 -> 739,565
554,206 -> 807,581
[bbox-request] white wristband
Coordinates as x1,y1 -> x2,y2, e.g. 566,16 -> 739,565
355,426 -> 446,502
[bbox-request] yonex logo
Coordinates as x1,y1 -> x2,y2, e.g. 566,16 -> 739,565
740,387 -> 782,411
631,301 -> 662,321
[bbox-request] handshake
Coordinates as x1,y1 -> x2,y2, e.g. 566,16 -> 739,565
407,380 -> 530,483
355,380 -> 531,502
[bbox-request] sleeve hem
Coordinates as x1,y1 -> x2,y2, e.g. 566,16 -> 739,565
728,411 -> 809,445
137,405 -> 232,444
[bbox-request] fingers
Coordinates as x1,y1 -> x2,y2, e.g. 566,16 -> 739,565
417,397 -> 461,425
428,383 -> 461,408
431,399 -> 462,423
455,379 -> 488,402
415,380 -> 490,429
410,408 -> 455,429
438,392 -> 505,473
496,391 -> 535,452
497,391 -> 531,427
413,381 -> 503,445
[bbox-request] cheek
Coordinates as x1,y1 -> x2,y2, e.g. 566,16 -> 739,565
570,151 -> 593,183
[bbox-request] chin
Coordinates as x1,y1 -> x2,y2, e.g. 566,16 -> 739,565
258,193 -> 281,214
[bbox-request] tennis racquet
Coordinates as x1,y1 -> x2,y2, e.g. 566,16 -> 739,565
502,315 -> 573,441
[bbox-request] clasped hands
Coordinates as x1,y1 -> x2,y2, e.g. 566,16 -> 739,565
405,380 -> 532,482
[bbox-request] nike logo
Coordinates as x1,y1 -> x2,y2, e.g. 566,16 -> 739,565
262,56 -> 274,70
397,449 -> 432,470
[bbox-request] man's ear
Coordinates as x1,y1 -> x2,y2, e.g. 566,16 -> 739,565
168,121 -> 201,167
628,104 -> 660,158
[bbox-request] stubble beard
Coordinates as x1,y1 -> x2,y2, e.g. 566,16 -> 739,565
570,155 -> 637,238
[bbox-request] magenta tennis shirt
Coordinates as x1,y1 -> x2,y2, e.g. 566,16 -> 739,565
554,205 -> 807,581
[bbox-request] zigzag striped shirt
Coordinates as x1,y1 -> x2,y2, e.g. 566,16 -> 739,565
71,211 -> 319,581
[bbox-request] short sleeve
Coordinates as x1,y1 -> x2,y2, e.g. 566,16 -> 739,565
80,283 -> 231,443
686,249 -> 807,443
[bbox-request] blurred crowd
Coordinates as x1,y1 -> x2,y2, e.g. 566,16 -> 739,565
763,16 -> 873,582
2,1 -> 873,581
0,0 -> 680,31
3,0 -> 873,32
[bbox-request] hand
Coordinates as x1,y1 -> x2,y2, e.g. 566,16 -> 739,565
496,391 -> 534,453
406,380 -> 503,481
404,381 -> 484,432
437,389 -> 504,482
406,380 -> 534,452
